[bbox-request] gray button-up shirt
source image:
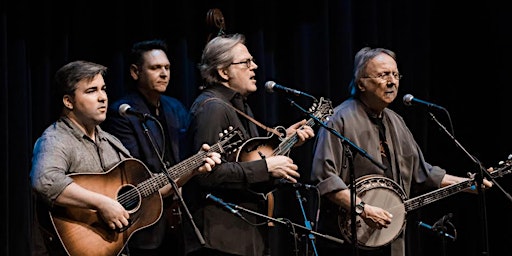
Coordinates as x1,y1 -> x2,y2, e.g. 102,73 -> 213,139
30,116 -> 131,206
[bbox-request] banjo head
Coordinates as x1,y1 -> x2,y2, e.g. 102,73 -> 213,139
338,175 -> 408,249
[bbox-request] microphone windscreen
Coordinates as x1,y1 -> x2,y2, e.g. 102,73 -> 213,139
265,81 -> 276,92
119,104 -> 131,117
403,94 -> 414,105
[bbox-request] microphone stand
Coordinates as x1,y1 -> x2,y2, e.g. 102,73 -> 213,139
140,120 -> 205,245
418,213 -> 457,256
427,111 -> 512,256
285,97 -> 387,256
295,189 -> 318,256
212,194 -> 345,246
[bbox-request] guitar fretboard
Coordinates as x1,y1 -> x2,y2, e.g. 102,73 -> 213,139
273,118 -> 316,156
136,143 -> 224,197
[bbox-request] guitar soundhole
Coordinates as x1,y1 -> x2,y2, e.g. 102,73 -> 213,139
117,184 -> 141,212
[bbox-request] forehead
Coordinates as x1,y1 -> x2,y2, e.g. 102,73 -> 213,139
75,73 -> 105,90
141,49 -> 169,65
366,53 -> 397,71
231,43 -> 251,59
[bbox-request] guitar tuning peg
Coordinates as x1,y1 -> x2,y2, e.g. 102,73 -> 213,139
508,154 -> 512,160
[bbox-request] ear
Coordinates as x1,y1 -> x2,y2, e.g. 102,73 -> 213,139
357,81 -> 366,92
63,95 -> 73,110
129,64 -> 140,80
217,68 -> 229,81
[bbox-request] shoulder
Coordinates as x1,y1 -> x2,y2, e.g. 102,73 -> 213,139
332,98 -> 361,118
160,95 -> 187,110
98,127 -> 132,155
191,93 -> 230,112
36,122 -> 68,145
108,92 -> 140,112
383,108 -> 405,123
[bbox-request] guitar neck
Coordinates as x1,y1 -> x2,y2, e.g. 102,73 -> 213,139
136,142 -> 223,197
273,118 -> 316,156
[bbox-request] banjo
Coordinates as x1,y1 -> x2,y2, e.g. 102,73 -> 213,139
338,157 -> 512,250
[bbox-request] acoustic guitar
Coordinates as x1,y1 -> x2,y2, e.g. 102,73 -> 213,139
50,127 -> 244,256
338,156 -> 512,250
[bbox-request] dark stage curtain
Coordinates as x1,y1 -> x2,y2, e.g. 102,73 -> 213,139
1,1 -> 511,255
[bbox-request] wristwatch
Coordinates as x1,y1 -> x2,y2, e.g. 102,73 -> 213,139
355,201 -> 366,215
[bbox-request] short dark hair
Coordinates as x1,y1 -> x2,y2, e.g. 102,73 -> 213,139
55,60 -> 107,98
129,39 -> 168,67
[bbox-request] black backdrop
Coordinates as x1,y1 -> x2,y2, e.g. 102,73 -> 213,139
1,1 -> 511,255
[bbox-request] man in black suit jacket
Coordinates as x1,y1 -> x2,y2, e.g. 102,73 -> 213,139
103,39 -> 194,256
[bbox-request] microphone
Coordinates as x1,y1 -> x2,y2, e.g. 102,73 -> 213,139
265,81 -> 316,100
432,212 -> 453,231
402,94 -> 445,110
206,194 -> 243,218
118,104 -> 155,121
276,178 -> 315,190
418,220 -> 456,241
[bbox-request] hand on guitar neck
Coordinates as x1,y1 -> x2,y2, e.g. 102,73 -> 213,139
237,118 -> 315,184
286,119 -> 315,148
268,119 -> 314,182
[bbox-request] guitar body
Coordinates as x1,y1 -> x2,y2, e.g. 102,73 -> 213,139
49,128 -> 245,256
338,175 -> 407,249
234,98 -> 333,225
50,158 -> 163,256
236,132 -> 285,162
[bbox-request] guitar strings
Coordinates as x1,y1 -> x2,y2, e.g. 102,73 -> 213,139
115,139 -> 233,207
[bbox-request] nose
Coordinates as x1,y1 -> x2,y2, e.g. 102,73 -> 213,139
158,67 -> 169,77
99,90 -> 108,101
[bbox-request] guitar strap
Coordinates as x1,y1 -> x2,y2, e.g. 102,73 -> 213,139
200,97 -> 282,137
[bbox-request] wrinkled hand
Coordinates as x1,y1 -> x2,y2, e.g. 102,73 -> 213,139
197,143 -> 222,173
286,119 -> 315,147
360,204 -> 393,229
265,155 -> 300,183
466,168 -> 494,194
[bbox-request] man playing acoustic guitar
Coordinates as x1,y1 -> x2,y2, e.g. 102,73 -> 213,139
30,60 -> 221,256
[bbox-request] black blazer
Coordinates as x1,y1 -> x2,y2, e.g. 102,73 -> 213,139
103,91 -> 190,173
102,90 -> 190,249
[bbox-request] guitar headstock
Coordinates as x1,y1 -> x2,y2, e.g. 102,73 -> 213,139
216,126 -> 245,156
308,97 -> 334,122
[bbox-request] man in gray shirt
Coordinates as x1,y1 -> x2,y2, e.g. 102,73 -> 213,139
30,60 -> 220,256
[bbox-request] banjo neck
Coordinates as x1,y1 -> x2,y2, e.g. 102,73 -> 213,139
405,163 -> 512,212
404,179 -> 474,212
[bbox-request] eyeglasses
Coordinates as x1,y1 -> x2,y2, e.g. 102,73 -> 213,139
230,58 -> 255,68
362,71 -> 403,81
